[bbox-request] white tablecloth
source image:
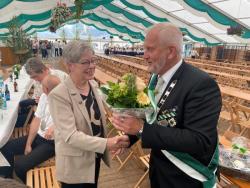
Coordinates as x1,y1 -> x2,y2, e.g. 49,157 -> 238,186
0,152 -> 9,166
0,68 -> 32,148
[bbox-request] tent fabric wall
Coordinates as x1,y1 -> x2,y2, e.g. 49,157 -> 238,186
0,0 -> 249,45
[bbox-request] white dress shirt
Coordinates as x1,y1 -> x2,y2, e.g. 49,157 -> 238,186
155,60 -> 183,103
35,93 -> 53,139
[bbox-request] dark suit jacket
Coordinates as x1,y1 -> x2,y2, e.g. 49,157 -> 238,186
135,61 -> 222,188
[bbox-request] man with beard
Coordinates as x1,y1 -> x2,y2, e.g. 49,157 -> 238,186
112,23 -> 222,188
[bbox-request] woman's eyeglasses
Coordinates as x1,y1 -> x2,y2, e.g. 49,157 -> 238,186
79,58 -> 99,66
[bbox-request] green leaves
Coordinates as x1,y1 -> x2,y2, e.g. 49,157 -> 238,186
232,144 -> 247,155
101,73 -> 147,108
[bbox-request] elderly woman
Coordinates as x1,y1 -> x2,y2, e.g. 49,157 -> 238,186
48,41 -> 129,188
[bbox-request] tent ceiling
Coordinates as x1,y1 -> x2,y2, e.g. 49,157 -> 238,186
0,0 -> 249,45
205,0 -> 250,29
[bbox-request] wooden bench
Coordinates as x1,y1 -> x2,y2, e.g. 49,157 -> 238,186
217,174 -> 237,188
231,104 -> 250,138
26,166 -> 60,188
220,99 -> 234,122
37,157 -> 55,168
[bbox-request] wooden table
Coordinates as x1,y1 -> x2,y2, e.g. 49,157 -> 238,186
225,173 -> 250,188
204,69 -> 250,82
97,54 -> 148,71
219,85 -> 250,102
94,68 -> 118,84
185,58 -> 250,71
118,54 -> 144,61
187,60 -> 250,76
0,68 -> 33,148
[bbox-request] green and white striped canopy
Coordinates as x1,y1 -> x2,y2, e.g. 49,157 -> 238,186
0,0 -> 249,45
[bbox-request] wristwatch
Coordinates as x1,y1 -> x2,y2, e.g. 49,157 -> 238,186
136,120 -> 144,138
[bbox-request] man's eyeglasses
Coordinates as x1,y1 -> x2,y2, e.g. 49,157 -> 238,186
79,58 -> 99,66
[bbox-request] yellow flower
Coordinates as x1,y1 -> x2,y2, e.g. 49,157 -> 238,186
119,82 -> 127,93
137,91 -> 150,106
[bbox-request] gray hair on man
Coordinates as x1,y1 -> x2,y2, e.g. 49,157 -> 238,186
25,57 -> 47,75
147,23 -> 183,57
63,41 -> 94,64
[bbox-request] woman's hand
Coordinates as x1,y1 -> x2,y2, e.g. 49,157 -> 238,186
106,135 -> 130,152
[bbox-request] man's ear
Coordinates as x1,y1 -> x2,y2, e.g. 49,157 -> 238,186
166,46 -> 178,60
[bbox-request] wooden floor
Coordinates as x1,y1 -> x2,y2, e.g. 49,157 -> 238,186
99,156 -> 150,188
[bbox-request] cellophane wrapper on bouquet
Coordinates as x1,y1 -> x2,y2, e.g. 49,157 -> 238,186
219,136 -> 250,180
99,73 -> 153,118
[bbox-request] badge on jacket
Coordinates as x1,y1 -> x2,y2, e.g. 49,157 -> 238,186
157,106 -> 178,127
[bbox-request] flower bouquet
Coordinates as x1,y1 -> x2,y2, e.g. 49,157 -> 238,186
100,73 -> 153,118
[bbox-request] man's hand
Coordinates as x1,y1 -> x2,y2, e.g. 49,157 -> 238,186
106,135 -> 130,152
24,144 -> 32,155
44,127 -> 54,140
111,114 -> 143,135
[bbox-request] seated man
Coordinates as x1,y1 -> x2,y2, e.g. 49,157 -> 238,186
0,75 -> 61,183
15,57 -> 67,127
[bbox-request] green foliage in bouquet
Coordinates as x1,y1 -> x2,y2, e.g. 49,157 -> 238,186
232,144 -> 247,155
100,73 -> 150,108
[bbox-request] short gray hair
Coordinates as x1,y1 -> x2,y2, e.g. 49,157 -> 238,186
63,41 -> 94,64
24,57 -> 47,75
147,23 -> 183,56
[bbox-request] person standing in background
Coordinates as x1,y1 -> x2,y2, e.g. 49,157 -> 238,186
54,39 -> 59,57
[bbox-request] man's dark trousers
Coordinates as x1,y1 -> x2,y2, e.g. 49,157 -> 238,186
0,135 -> 55,183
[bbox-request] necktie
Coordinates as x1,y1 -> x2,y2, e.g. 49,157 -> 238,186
155,76 -> 165,103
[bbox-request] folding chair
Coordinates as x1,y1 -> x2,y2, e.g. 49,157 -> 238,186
114,131 -> 145,172
134,154 -> 150,188
12,106 -> 36,139
231,104 -> 250,138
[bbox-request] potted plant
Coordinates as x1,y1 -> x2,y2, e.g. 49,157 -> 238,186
50,2 -> 72,32
49,1 -> 89,32
5,17 -> 31,64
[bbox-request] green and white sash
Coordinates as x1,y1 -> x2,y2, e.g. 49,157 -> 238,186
147,73 -> 158,124
147,74 -> 219,188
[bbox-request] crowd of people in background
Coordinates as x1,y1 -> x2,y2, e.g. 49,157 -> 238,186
104,46 -> 144,56
31,39 -> 67,59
